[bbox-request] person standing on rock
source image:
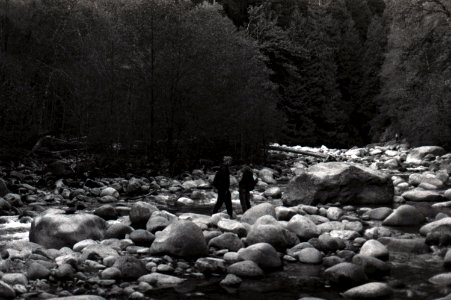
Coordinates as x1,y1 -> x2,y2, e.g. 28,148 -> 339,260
239,165 -> 257,213
212,156 -> 233,218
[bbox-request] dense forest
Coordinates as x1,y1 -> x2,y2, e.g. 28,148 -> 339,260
0,0 -> 450,170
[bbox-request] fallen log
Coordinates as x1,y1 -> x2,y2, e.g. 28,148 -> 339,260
266,145 -> 333,160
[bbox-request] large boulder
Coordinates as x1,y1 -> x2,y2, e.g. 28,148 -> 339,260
283,162 -> 394,206
150,220 -> 208,257
382,204 -> 425,226
129,201 -> 159,228
286,215 -> 320,240
29,213 -> 107,249
406,146 -> 446,164
324,262 -> 368,287
237,243 -> 282,269
208,233 -> 243,252
241,203 -> 276,225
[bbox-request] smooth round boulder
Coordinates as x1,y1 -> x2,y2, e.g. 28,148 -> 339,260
237,243 -> 282,269
246,222 -> 298,251
382,204 -> 425,226
94,205 -> 118,220
150,220 -> 208,257
130,201 -> 159,228
29,213 -> 107,249
429,273 -> 451,286
296,247 -> 323,264
105,223 -> 133,239
129,229 -> 155,246
324,262 -> 368,287
327,207 -> 343,221
360,240 -> 389,260
343,282 -> 393,298
367,207 -> 393,221
195,257 -> 226,273
227,260 -> 264,277
100,187 -> 119,198
146,216 -> 171,233
217,219 -> 248,237
241,203 -> 276,225
287,215 -> 320,240
352,254 -> 390,278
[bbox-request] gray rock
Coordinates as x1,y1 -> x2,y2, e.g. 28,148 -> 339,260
429,273 -> 451,286
29,213 -> 107,249
129,229 -> 155,246
324,262 -> 368,287
81,244 -> 119,260
100,187 -> 119,198
217,219 -> 248,237
195,257 -> 226,273
275,206 -> 297,221
130,201 -> 159,228
220,274 -> 242,286
343,282 -> 393,298
0,179 -> 10,197
287,215 -> 320,240
146,216 -> 171,233
367,207 -> 393,220
259,168 -> 277,184
150,220 -> 208,257
241,203 -> 276,225
48,297 -> 106,300
327,207 -> 343,221
352,254 -> 390,278
101,267 -> 122,280
296,247 -> 323,264
382,204 -> 425,226
227,260 -> 264,277
406,146 -> 445,164
246,220 -> 298,250
208,233 -> 243,252
237,243 -> 282,269
401,189 -> 443,202
264,187 -> 282,198
360,240 -> 389,260
444,249 -> 451,268
105,223 -> 133,239
378,237 -> 429,254
94,205 -> 118,220
445,189 -> 451,201
420,218 -> 451,236
138,273 -> 186,288
1,273 -> 27,286
27,262 -> 51,280
0,280 -> 15,299
284,162 -> 394,205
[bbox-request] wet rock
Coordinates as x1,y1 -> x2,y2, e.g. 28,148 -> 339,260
105,223 -> 133,239
284,162 -> 394,205
241,203 -> 276,225
29,213 -> 107,249
343,282 -> 393,298
146,216 -> 171,233
352,254 -> 390,278
409,173 -> 445,188
81,244 -> 119,260
126,178 -> 142,194
130,201 -> 159,228
287,215 -> 320,240
138,273 -> 185,288
378,237 -> 429,254
318,233 -> 346,251
73,239 -> 97,252
382,204 -> 425,226
0,280 -> 15,299
150,220 -> 208,257
27,262 -> 51,279
367,207 -> 393,221
324,262 -> 368,287
323,256 -> 345,268
94,205 -> 118,220
220,274 -> 242,286
406,146 -> 445,164
55,263 -> 75,279
195,257 -> 226,273
445,189 -> 451,201
208,233 -> 243,252
401,189 -> 443,202
129,229 -> 155,246
237,243 -> 282,269
112,255 -> 147,280
360,240 -> 389,260
296,248 -> 323,264
217,219 -> 248,237
426,225 -> 451,246
420,218 -> 451,236
227,260 -> 264,277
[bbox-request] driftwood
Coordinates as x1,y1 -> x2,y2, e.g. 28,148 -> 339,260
266,145 -> 332,159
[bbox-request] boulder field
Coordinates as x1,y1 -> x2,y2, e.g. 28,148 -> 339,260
0,143 -> 449,299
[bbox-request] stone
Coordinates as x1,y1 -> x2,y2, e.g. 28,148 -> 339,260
445,189 -> 451,201
112,255 -> 147,280
259,168 -> 277,184
275,206 -> 297,221
195,257 -> 226,273
246,220 -> 298,251
73,239 -> 97,252
220,274 -> 242,286
382,204 -> 425,226
241,203 -> 276,225
318,233 -> 346,251
208,233 -> 243,252
324,262 -> 368,287
296,248 -> 323,264
0,179 -> 9,197
138,273 -> 186,288
284,162 -> 394,206
126,178 -> 142,194
0,281 -> 16,299
367,207 -> 393,220
343,282 -> 393,298
29,213 -> 107,249
48,296 -> 105,300
287,215 -> 320,240
401,189 -> 443,202
217,219 -> 247,237
100,187 -> 119,198
406,146 -> 445,164
420,218 -> 451,236
130,201 -> 159,228
224,252 -> 240,264
237,243 -> 282,269
150,220 -> 208,257
101,267 -> 122,280
409,173 -> 444,188
360,240 -> 389,260
378,237 -> 429,254
1,273 -> 27,286
94,205 -> 118,220
129,229 -> 155,246
264,187 -> 282,198
429,273 -> 451,286
27,262 -> 51,280
444,249 -> 451,268
81,244 -> 119,260
352,254 -> 390,278
327,207 -> 343,221
227,261 -> 264,277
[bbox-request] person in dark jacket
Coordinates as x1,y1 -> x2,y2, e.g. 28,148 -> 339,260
212,156 -> 233,218
239,165 -> 257,213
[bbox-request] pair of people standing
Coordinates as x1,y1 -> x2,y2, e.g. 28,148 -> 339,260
212,156 -> 257,218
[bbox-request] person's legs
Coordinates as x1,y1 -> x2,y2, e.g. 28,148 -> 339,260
239,188 -> 248,213
224,190 -> 233,218
245,190 -> 251,210
213,189 -> 225,214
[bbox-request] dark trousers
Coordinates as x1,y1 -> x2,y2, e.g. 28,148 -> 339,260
213,189 -> 233,218
239,188 -> 252,213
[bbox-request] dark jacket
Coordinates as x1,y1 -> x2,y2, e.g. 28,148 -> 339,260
239,166 -> 257,190
213,164 -> 230,191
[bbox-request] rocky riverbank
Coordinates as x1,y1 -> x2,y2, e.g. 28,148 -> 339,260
0,143 -> 450,299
